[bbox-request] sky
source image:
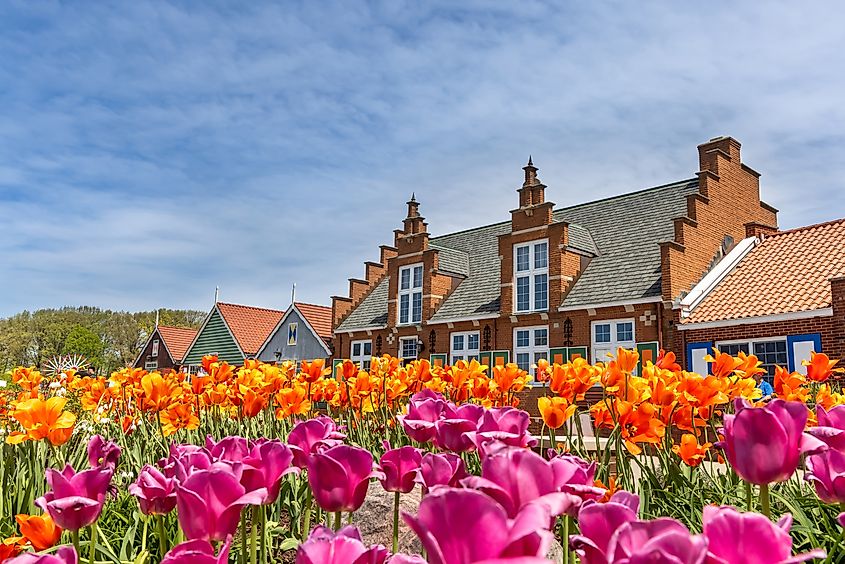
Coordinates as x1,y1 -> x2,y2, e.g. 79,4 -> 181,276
1,1 -> 844,317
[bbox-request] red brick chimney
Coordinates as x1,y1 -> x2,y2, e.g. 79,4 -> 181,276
394,193 -> 430,253
511,157 -> 554,231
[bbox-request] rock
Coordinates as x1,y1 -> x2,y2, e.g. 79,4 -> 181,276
545,539 -> 564,562
354,485 -> 423,554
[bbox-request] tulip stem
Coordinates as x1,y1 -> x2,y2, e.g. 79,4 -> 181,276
334,511 -> 341,531
302,486 -> 313,540
156,514 -> 167,559
71,530 -> 80,560
745,481 -> 752,511
561,516 -> 570,564
250,506 -> 258,564
89,523 -> 97,564
760,483 -> 770,518
392,491 -> 400,554
259,505 -> 267,564
240,511 -> 248,564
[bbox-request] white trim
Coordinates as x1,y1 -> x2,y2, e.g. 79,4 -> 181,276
333,325 -> 387,334
257,304 -> 332,358
513,239 -> 549,313
513,325 -> 549,373
426,314 -> 498,326
590,318 -> 636,363
510,224 -> 549,236
350,339 -> 373,370
399,336 -> 419,360
558,296 -> 662,312
450,330 -> 481,364
678,308 -> 833,331
679,236 -> 758,317
397,262 -> 424,326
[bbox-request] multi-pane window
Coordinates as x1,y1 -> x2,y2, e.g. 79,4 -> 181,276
351,340 -> 372,371
398,263 -> 424,325
450,331 -> 480,364
513,326 -> 549,372
151,339 -> 159,357
514,241 -> 548,312
144,360 -> 157,371
716,339 -> 788,382
400,337 -> 418,360
591,319 -> 635,363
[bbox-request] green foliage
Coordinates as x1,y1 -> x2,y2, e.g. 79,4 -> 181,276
0,307 -> 205,374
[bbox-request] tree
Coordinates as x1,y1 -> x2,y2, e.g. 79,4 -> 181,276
63,325 -> 105,369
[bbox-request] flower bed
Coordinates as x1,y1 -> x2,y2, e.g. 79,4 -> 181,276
1,350 -> 844,563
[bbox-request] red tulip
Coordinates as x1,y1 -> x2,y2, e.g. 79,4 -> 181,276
175,466 -> 266,542
378,446 -> 422,494
307,445 -> 382,513
35,464 -> 113,531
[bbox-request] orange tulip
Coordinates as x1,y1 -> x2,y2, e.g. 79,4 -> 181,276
240,388 -> 267,418
672,433 -> 711,467
15,514 -> 61,551
6,396 -> 76,446
301,359 -> 331,383
656,350 -> 681,372
275,386 -> 311,419
0,537 -> 25,561
704,349 -> 742,378
538,396 -> 576,429
159,403 -> 199,437
338,359 -> 359,381
804,352 -> 844,383
614,348 -> 639,374
594,475 -> 620,503
774,366 -> 809,403
140,372 -> 177,412
734,351 -> 765,379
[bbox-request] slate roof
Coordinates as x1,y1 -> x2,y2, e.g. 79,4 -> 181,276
682,218 -> 845,324
336,178 -> 701,330
216,302 -> 285,355
157,326 -> 198,363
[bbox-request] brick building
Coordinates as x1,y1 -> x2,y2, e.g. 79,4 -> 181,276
331,136 -> 779,380
679,218 -> 845,380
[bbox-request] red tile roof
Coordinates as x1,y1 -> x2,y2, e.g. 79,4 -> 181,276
217,302 -> 285,355
294,302 -> 333,341
156,326 -> 198,363
683,218 -> 845,324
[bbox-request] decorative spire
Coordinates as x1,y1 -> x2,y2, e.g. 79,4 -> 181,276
406,193 -> 420,218
523,156 -> 540,187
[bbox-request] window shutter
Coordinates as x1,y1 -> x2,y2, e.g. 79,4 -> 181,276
635,341 -> 659,375
786,333 -> 822,373
491,350 -> 510,367
549,347 -> 568,365
429,353 -> 448,368
686,341 -> 712,375
567,346 -> 588,361
479,351 -> 493,369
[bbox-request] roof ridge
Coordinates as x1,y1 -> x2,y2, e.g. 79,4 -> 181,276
157,325 -> 197,330
430,177 -> 698,242
293,301 -> 332,310
763,217 -> 845,238
217,301 -> 285,314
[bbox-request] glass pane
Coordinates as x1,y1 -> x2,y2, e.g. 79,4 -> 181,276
534,328 -> 548,346
516,353 -> 530,371
616,322 -> 633,342
534,242 -> 548,269
412,292 -> 422,323
534,274 -> 548,310
363,342 -> 371,356
399,294 -> 410,324
362,360 -> 371,371
400,268 -> 410,290
516,276 -> 530,311
516,330 -> 530,348
468,334 -> 479,350
534,351 -> 548,363
595,324 -> 610,343
453,335 -> 464,351
413,265 -> 423,288
516,246 -> 530,272
353,343 -> 361,356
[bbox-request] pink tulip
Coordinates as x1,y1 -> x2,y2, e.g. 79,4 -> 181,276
288,416 -> 346,468
175,466 -> 266,542
570,491 -> 639,564
605,519 -> 707,564
5,546 -> 78,564
415,453 -> 468,493
129,464 -> 177,515
549,454 -> 605,517
807,405 -> 845,452
87,435 -> 121,470
398,394 -> 448,444
403,487 -> 553,563
806,448 -> 845,504
386,556 -> 428,564
296,525 -> 389,564
241,439 -> 298,504
161,536 -> 232,564
205,435 -> 250,463
435,404 -> 484,453
35,464 -> 113,531
463,445 -> 579,519
721,399 -> 825,485
702,505 -> 825,563
159,443 -> 213,482
472,407 -> 537,449
379,446 -> 423,493
307,445 -> 382,513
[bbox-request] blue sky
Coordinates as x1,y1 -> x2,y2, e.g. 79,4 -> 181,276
1,1 -> 844,317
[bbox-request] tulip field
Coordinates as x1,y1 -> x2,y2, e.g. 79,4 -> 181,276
1,350 -> 845,563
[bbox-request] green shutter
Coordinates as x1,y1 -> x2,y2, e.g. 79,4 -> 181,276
333,359 -> 344,378
491,350 -> 510,367
479,351 -> 493,368
550,347 -> 588,365
635,341 -> 659,375
429,353 -> 448,368
183,308 -> 244,365
568,346 -> 588,361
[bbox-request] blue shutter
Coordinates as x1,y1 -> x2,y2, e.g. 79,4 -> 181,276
686,341 -> 712,375
786,333 -> 822,372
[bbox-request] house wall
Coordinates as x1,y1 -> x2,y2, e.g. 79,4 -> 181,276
133,329 -> 177,371
183,308 -> 244,366
258,309 -> 330,363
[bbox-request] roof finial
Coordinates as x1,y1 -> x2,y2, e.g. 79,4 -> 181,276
410,192 -> 416,202
528,155 -> 533,167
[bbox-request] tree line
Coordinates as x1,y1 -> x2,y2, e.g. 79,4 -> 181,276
0,306 -> 205,375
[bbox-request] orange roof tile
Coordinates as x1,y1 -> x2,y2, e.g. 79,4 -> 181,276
683,218 -> 845,324
156,326 -> 198,363
294,302 -> 333,340
217,302 -> 285,355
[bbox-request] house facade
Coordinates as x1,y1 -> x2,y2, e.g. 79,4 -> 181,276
332,136 -> 779,385
133,325 -> 198,372
679,218 -> 845,380
257,303 -> 333,363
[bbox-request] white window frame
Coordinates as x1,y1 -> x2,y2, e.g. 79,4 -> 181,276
151,339 -> 159,357
715,337 -> 788,381
513,325 -> 549,373
398,263 -> 424,325
350,339 -> 373,371
513,240 -> 549,313
450,331 -> 480,364
144,360 -> 158,371
591,319 -> 636,363
400,337 -> 419,361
